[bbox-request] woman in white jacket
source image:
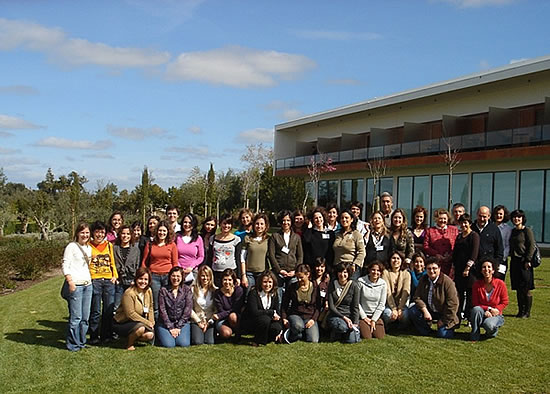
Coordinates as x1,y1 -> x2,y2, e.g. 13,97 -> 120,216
357,261 -> 387,339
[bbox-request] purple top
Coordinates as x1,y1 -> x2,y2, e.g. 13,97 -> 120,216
158,285 -> 193,329
106,231 -> 117,243
175,234 -> 204,270
214,286 -> 245,320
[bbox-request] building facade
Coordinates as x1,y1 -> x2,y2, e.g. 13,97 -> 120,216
274,56 -> 550,245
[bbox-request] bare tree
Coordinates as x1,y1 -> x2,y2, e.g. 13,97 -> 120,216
440,138 -> 461,211
304,153 -> 336,209
367,156 -> 387,212
241,143 -> 273,213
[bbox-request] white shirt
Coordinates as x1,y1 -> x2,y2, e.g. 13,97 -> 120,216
62,242 -> 92,284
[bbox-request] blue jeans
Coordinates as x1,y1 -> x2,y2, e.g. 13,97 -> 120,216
191,322 -> 215,345
90,279 -> 115,341
151,273 -> 169,320
287,315 -> 319,343
156,323 -> 191,348
409,304 -> 455,339
382,307 -> 410,329
470,306 -> 504,341
114,283 -> 130,311
66,283 -> 92,351
327,316 -> 360,343
245,272 -> 262,295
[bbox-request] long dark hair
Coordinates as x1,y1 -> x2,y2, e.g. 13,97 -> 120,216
179,213 -> 199,242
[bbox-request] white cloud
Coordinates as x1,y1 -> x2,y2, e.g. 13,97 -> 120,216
34,137 -> 112,150
265,100 -> 303,121
235,128 -> 274,144
0,18 -> 170,68
293,29 -> 382,41
0,85 -> 39,95
107,125 -> 168,140
510,57 -> 528,64
0,114 -> 44,130
0,147 -> 20,154
327,78 -> 362,86
188,125 -> 202,134
437,0 -> 515,7
165,46 -> 316,88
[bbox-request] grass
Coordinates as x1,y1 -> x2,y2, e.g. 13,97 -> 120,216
1,263 -> 549,393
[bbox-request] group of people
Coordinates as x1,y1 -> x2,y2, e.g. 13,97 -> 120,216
61,196 -> 537,351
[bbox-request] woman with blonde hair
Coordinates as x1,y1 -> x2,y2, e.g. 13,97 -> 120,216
190,265 -> 217,345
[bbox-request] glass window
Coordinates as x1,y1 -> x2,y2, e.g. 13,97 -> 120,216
413,176 -> 430,220
366,178 -> 375,219
397,177 -> 413,220
451,173 -> 469,213
519,170 -> 544,242
318,180 -> 328,207
471,173 -> 493,214
431,175 -> 449,211
545,170 -> 550,243
493,172 -> 516,212
341,179 -> 364,210
365,177 -> 393,218
305,181 -> 315,206
327,180 -> 339,207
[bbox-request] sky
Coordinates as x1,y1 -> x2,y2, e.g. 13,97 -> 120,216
0,0 -> 548,192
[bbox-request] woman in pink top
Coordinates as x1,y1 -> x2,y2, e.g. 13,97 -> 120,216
423,208 -> 458,277
106,211 -> 124,243
175,213 -> 204,284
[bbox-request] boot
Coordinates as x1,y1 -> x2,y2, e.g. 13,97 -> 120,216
515,292 -> 524,318
522,295 -> 532,318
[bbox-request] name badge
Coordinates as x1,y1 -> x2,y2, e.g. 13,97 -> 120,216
320,290 -> 327,298
376,245 -> 384,251
322,233 -> 330,239
281,246 -> 290,254
498,264 -> 507,274
143,306 -> 149,314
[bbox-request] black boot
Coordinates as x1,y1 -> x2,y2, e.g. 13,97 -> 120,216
522,295 -> 532,318
515,292 -> 524,318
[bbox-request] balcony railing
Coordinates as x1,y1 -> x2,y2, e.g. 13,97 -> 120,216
275,125 -> 550,171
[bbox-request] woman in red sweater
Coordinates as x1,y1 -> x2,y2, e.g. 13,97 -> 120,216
423,208 -> 458,277
470,258 -> 509,341
141,220 -> 178,319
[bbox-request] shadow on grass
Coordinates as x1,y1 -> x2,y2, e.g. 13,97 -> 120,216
4,319 -> 67,349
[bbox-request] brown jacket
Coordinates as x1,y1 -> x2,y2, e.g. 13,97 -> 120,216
268,231 -> 303,273
414,273 -> 459,329
114,285 -> 155,328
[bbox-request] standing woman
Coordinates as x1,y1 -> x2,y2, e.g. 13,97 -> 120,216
291,209 -> 306,239
62,222 -> 92,351
410,206 -> 428,252
326,203 -> 341,232
423,208 -> 458,277
214,268 -> 245,341
141,219 -> 178,320
241,213 -> 270,291
452,214 -> 480,323
139,215 -> 160,258
157,266 -> 193,348
357,261 -> 387,340
175,213 -> 204,284
389,208 -> 415,268
113,267 -> 155,350
106,211 -> 124,243
114,225 -> 141,310
207,214 -> 242,287
268,210 -> 303,293
364,211 -> 391,269
200,216 -> 217,262
492,205 -> 512,280
190,265 -> 217,345
302,207 -> 335,269
509,209 -> 536,318
332,208 -> 365,280
235,208 -> 253,242
131,222 -> 143,245
381,251 -> 411,330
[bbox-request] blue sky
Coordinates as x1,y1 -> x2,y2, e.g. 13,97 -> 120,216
0,0 -> 548,191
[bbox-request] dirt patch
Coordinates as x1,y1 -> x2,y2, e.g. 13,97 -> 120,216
0,268 -> 63,296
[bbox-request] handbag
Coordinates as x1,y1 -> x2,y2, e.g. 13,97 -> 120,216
531,243 -> 541,268
320,280 -> 353,330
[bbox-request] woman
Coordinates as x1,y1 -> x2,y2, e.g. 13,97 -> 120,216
114,225 -> 141,310
423,208 -> 458,277
268,210 -> 303,293
131,221 -> 143,245
389,208 -> 414,267
357,261 -> 387,339
235,208 -> 253,242
492,205 -> 512,280
332,209 -> 366,280
326,263 -> 361,343
106,211 -> 124,243
470,259 -> 509,341
62,222 -> 92,351
409,252 -> 427,302
303,207 -> 335,270
157,266 -> 193,348
139,215 -> 161,258
313,257 -> 330,325
141,220 -> 178,319
113,267 -> 155,350
452,214 -> 480,323
381,251 -> 411,330
326,203 -> 341,232
200,216 -> 217,259
207,214 -> 242,287
241,213 -> 270,291
190,265 -> 217,345
509,209 -> 536,318
243,270 -> 282,346
281,264 -> 320,343
175,213 -> 204,284
410,205 -> 428,252
364,211 -> 390,269
292,209 -> 306,239
214,268 -> 245,340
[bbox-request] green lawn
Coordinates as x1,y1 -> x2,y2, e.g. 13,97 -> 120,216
1,263 -> 549,393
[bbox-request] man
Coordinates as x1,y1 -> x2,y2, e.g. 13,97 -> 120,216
473,206 -> 504,271
380,192 -> 394,228
166,205 -> 181,233
410,258 -> 459,338
452,203 -> 465,226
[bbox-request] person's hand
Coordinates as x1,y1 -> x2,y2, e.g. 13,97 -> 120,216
241,276 -> 249,288
369,320 -> 376,333
283,319 -> 289,328
272,312 -> 280,321
305,319 -> 315,329
110,277 -> 117,284
397,309 -> 403,320
343,316 -> 353,329
484,310 -> 492,318
525,262 -> 531,270
391,310 -> 398,321
490,308 -> 499,317
423,310 -> 432,322
198,320 -> 207,332
170,328 -> 180,338
280,270 -> 288,277
349,264 -> 356,273
288,270 -> 295,277
68,281 -> 76,293
463,267 -> 470,277
212,314 -> 219,321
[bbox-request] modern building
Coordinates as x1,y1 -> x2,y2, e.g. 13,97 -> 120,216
274,55 -> 550,245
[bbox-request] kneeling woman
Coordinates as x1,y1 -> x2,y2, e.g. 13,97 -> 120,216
470,259 -> 509,341
243,271 -> 283,345
113,267 -> 155,350
214,268 -> 245,340
190,265 -> 217,345
357,261 -> 387,340
157,266 -> 193,348
281,264 -> 321,343
327,263 -> 361,343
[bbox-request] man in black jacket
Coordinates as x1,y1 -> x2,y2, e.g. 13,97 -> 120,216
473,206 -> 504,276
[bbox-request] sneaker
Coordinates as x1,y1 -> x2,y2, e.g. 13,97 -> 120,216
283,329 -> 292,344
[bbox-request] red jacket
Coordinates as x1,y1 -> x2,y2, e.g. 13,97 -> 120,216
472,278 -> 509,314
423,226 -> 459,257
